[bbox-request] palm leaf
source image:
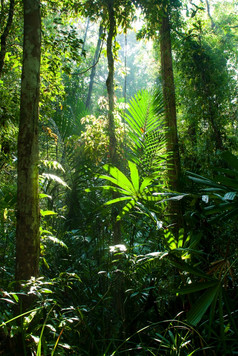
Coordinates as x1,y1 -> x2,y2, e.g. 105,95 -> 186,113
187,283 -> 220,326
124,89 -> 163,151
101,164 -> 135,193
128,160 -> 139,191
123,88 -> 167,176
99,161 -> 159,221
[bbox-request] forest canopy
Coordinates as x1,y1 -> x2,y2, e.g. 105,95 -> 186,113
0,0 -> 238,354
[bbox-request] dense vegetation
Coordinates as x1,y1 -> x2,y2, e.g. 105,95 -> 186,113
0,0 -> 237,355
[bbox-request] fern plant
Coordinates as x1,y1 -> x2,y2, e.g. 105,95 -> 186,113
123,89 -> 167,176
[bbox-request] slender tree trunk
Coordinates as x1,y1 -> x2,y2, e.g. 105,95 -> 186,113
159,12 -> 180,190
106,0 -> 121,244
106,0 -> 117,166
15,0 -> 41,286
106,1 -> 121,242
159,11 -> 182,228
0,0 -> 14,76
105,0 -> 124,328
86,24 -> 103,110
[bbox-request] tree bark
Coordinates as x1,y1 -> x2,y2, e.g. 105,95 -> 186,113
0,0 -> 14,77
15,0 -> 41,284
159,11 -> 182,229
159,12 -> 180,191
86,24 -> 103,110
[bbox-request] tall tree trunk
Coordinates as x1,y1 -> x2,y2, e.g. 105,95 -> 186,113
106,0 -> 117,166
159,11 -> 182,228
106,0 -> 121,244
15,0 -> 41,286
0,0 -> 14,77
105,0 -> 124,328
86,24 -> 103,110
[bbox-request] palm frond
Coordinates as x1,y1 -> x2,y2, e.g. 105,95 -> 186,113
123,88 -> 167,176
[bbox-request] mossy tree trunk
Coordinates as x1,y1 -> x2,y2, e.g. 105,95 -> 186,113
15,0 -> 41,286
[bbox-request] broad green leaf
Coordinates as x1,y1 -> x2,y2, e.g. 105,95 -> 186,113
140,176 -> 154,193
187,283 -> 220,325
96,180 -> 134,196
40,210 -> 57,217
128,161 -> 139,191
104,196 -> 132,206
103,165 -> 135,193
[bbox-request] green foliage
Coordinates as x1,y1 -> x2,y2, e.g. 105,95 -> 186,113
188,151 -> 238,222
97,160 -> 160,220
1,1 -> 238,355
175,2 -> 238,174
123,89 -> 167,175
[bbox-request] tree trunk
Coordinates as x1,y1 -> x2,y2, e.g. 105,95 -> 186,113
105,0 -> 124,328
159,11 -> 182,228
0,0 -> 14,77
159,12 -> 180,191
106,0 -> 121,244
15,0 -> 41,285
106,0 -> 117,166
86,24 -> 103,110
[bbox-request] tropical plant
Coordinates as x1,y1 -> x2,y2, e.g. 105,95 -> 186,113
123,88 -> 167,176
96,160 -> 164,222
188,151 -> 238,222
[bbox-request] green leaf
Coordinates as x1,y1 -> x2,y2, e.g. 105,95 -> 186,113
140,176 -> 154,193
128,161 -> 139,191
168,257 -> 212,279
40,210 -> 57,217
117,200 -> 136,221
104,196 -> 132,206
39,193 -> 52,199
187,283 -> 220,325
177,280 -> 219,295
102,165 -> 135,193
220,151 -> 238,171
